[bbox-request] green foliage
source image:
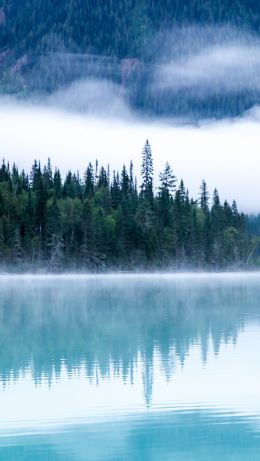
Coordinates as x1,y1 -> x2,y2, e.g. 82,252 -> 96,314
2,1 -> 260,117
1,0 -> 260,59
140,139 -> 153,206
0,141 -> 255,270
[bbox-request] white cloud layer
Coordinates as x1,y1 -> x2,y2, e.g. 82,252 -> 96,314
152,27 -> 260,98
156,44 -> 260,95
47,79 -> 131,117
0,99 -> 259,213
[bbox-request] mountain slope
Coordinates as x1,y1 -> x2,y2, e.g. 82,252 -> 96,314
1,0 -> 260,59
1,0 -> 260,118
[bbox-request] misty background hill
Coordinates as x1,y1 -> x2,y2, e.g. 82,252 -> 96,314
1,1 -> 260,118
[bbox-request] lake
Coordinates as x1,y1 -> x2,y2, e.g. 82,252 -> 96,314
0,273 -> 260,460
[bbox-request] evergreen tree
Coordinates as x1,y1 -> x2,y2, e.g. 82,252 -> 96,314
35,172 -> 47,252
121,165 -> 129,197
140,140 -> 154,206
84,162 -> 94,198
159,162 -> 177,197
158,162 -> 176,227
0,150 -> 255,270
111,171 -> 121,209
53,168 -> 62,198
97,166 -> 109,190
200,180 -> 210,212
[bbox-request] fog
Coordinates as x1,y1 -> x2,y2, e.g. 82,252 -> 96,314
152,27 -> 260,96
156,44 -> 260,94
48,79 -> 131,116
1,26 -> 260,213
0,96 -> 259,213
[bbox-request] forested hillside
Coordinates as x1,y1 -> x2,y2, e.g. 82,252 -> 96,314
1,1 -> 260,117
1,0 -> 260,58
0,141 -> 256,271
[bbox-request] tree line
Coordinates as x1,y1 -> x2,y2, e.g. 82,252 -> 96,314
0,140 -> 256,270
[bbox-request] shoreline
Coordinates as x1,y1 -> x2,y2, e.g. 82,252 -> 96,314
0,270 -> 259,279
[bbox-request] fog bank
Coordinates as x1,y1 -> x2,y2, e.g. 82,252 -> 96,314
0,99 -> 259,213
153,27 -> 260,97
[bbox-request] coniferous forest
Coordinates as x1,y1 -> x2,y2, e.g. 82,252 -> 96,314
1,0 -> 260,60
0,140 -> 256,271
2,1 -> 260,118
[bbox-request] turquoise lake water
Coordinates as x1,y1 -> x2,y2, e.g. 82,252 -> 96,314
0,273 -> 260,460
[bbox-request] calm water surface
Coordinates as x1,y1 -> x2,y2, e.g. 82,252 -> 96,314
0,273 -> 260,460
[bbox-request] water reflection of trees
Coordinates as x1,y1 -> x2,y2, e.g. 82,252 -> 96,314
0,276 -> 259,402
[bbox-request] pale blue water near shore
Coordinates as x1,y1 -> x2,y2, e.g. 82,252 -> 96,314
0,273 -> 260,460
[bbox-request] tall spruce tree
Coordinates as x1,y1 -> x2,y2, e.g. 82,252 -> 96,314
159,162 -> 177,197
200,180 -> 210,212
158,162 -> 176,227
140,140 -> 154,206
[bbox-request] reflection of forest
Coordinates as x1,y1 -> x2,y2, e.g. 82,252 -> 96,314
0,276 -> 259,402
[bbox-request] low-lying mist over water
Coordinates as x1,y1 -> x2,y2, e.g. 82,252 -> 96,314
1,273 -> 260,461
0,273 -> 259,401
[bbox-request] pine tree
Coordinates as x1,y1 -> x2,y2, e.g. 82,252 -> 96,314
159,162 -> 177,197
35,173 -> 47,252
111,171 -> 121,209
53,168 -> 62,198
200,180 -> 210,212
0,160 -> 10,183
158,162 -> 176,227
97,166 -> 109,190
81,199 -> 96,267
140,140 -> 154,206
84,162 -> 94,198
30,160 -> 42,191
121,164 -> 129,197
129,160 -> 134,193
43,158 -> 53,189
211,189 -> 224,235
